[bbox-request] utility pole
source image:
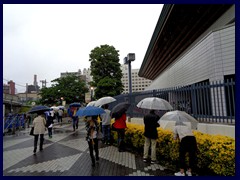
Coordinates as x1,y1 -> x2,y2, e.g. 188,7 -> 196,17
40,79 -> 48,88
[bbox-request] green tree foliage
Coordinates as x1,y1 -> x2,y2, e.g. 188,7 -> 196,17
39,75 -> 88,105
89,44 -> 123,99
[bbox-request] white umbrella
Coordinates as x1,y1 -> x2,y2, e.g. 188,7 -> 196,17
87,101 -> 96,107
160,110 -> 198,129
94,96 -> 116,107
51,106 -> 59,111
136,97 -> 173,110
57,106 -> 65,110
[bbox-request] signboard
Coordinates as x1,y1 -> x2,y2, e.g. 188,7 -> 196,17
85,92 -> 91,103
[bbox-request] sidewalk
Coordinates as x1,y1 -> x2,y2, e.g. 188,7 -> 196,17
3,118 -> 175,176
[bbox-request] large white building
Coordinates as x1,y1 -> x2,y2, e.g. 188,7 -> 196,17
139,4 -> 235,90
121,65 -> 152,94
138,4 -> 235,120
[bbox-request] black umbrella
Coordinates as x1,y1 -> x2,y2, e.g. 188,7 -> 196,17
111,102 -> 130,118
28,105 -> 51,114
69,102 -> 81,107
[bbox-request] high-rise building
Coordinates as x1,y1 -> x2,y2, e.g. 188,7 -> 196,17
82,68 -> 92,86
60,69 -> 87,84
121,65 -> 152,94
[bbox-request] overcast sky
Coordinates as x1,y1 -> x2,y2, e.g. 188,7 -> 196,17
3,4 -> 163,93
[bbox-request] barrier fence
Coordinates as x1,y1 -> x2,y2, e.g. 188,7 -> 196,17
110,79 -> 235,125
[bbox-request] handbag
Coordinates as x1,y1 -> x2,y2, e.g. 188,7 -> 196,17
30,127 -> 34,136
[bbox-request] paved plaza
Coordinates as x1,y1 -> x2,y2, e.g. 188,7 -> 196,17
3,119 -> 175,176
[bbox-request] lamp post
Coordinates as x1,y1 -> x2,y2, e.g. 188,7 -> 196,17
124,53 -> 135,94
60,97 -> 64,106
124,53 -> 135,123
90,87 -> 94,101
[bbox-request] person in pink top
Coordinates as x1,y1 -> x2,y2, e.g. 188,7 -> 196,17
112,112 -> 127,152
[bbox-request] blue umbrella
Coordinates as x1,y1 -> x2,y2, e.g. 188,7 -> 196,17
69,102 -> 81,107
76,106 -> 105,117
28,105 -> 51,114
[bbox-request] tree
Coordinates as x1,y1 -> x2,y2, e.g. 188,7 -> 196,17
39,75 -> 88,105
89,44 -> 123,99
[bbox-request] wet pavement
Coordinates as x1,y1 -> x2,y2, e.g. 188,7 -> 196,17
3,118 -> 175,176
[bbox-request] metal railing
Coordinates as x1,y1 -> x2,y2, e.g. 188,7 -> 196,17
110,79 -> 235,125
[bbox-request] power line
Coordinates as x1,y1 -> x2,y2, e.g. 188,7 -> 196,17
3,78 -> 26,87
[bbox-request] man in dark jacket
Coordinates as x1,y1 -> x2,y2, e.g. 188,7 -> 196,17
143,110 -> 160,164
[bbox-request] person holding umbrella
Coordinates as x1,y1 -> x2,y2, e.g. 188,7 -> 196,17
173,121 -> 197,176
85,115 -> 100,167
100,104 -> 111,145
143,109 -> 160,164
28,106 -> 49,155
46,111 -> 54,139
32,111 -> 47,155
68,107 -> 79,131
112,111 -> 127,152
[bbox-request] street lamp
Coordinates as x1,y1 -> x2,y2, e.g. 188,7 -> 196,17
90,87 -> 94,101
124,53 -> 135,123
60,97 -> 64,106
124,53 -> 135,94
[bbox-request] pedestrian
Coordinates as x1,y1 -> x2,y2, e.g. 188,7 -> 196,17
173,121 -> 197,176
50,109 -> 55,122
69,107 -> 79,131
46,111 -> 54,138
58,108 -> 63,126
100,104 -> 111,145
85,115 -> 100,167
26,114 -> 31,128
32,112 -> 46,155
143,110 -> 160,164
112,112 -> 127,152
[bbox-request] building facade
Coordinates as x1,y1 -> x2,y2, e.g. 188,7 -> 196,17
138,4 -> 235,119
60,69 -> 87,83
143,6 -> 235,90
121,65 -> 152,94
3,80 -> 16,95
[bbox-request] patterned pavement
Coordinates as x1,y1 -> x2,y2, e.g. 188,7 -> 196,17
3,120 -> 175,176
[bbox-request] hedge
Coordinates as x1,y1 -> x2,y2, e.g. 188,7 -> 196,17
111,122 -> 235,176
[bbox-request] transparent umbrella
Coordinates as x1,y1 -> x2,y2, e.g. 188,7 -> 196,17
94,96 -> 116,107
111,102 -> 130,118
87,101 -> 96,107
136,97 -> 173,110
160,110 -> 198,129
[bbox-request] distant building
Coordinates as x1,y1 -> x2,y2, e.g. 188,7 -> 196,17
82,68 -> 93,85
25,75 -> 40,93
60,66 -> 151,95
27,84 -> 40,93
60,69 -> 87,83
121,65 -> 152,94
17,92 -> 41,102
3,80 -> 16,95
3,84 -> 10,94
